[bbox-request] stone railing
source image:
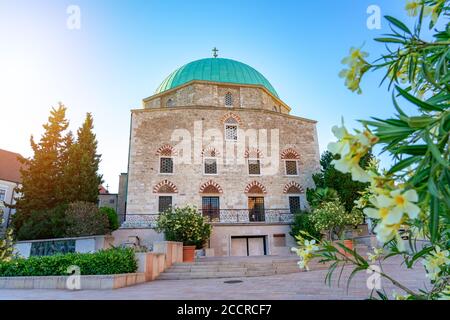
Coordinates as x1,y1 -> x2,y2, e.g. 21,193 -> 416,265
202,208 -> 294,224
120,209 -> 294,228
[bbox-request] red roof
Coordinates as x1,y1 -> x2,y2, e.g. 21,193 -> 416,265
99,185 -> 109,194
0,149 -> 24,183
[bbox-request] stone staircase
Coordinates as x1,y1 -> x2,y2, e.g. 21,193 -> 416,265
158,256 -> 309,280
157,243 -> 371,280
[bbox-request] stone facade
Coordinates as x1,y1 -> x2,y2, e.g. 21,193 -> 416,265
143,81 -> 290,114
126,105 -> 319,216
123,78 -> 320,257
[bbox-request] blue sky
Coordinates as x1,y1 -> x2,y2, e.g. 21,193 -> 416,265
0,0 -> 419,191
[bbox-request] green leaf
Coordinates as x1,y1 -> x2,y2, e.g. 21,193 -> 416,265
392,145 -> 428,156
388,156 -> 420,174
429,196 -> 440,243
374,37 -> 405,44
408,116 -> 434,128
396,86 -> 444,112
424,133 -> 448,167
385,16 -> 412,35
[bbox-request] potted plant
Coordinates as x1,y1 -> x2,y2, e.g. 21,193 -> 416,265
155,206 -> 212,262
309,200 -> 364,256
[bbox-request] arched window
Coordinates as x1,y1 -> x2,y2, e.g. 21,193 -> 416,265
166,98 -> 174,107
224,117 -> 238,141
225,92 -> 233,107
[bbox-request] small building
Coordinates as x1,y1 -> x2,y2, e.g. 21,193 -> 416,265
98,185 -> 118,212
0,148 -> 23,228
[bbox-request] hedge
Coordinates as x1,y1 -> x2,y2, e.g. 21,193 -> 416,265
0,248 -> 137,277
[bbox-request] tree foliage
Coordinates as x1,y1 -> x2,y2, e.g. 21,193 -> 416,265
309,151 -> 373,211
12,105 -> 104,239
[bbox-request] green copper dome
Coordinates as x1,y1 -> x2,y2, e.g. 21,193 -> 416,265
155,58 -> 279,97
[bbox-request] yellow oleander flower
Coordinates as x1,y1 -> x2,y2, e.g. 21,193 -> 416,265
304,240 -> 319,252
389,189 -> 420,220
367,247 -> 384,263
405,1 -> 421,16
333,153 -> 371,183
341,47 -> 369,66
373,222 -> 402,243
327,125 -> 352,157
422,246 -> 450,281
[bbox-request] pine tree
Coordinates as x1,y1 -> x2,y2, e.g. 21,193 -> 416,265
64,113 -> 103,203
13,104 -> 69,230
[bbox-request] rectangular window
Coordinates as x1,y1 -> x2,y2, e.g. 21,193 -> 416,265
0,189 -> 6,202
273,234 -> 286,247
248,197 -> 265,222
160,157 -> 173,174
158,196 -> 172,213
202,197 -> 220,221
225,125 -> 238,141
248,159 -> 261,175
285,160 -> 298,175
204,158 -> 218,175
289,196 -> 301,214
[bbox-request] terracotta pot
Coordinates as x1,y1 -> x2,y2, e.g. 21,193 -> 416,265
338,239 -> 354,257
183,245 -> 196,262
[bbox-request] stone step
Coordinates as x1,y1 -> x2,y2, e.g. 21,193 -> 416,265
165,267 -> 248,273
158,271 -> 246,280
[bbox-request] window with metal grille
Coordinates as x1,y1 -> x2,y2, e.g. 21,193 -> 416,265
248,159 -> 261,175
289,196 -> 301,214
109,198 -> 115,204
160,157 -> 173,173
204,158 -> 217,174
285,160 -> 298,175
225,125 -> 238,141
0,189 -> 6,202
225,92 -> 233,106
158,196 -> 172,212
202,197 -> 220,220
166,99 -> 174,107
248,197 -> 265,222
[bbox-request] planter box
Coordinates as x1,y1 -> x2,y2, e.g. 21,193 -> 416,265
0,273 -> 145,290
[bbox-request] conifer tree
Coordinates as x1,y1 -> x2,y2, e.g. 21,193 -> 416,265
13,104 -> 69,229
64,113 -> 103,203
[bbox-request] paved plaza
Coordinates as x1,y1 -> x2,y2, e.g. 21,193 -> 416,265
0,257 -> 428,300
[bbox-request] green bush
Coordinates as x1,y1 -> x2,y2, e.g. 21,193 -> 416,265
310,200 -> 364,240
15,204 -> 68,241
99,207 -> 119,231
289,210 -> 322,241
155,206 -> 212,249
64,201 -> 110,237
0,248 -> 137,277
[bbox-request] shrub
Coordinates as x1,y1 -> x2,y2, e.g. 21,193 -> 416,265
155,206 -> 212,249
99,207 -> 119,231
64,201 -> 110,237
290,210 -> 322,241
0,247 -> 137,277
15,204 -> 68,241
310,200 -> 363,240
